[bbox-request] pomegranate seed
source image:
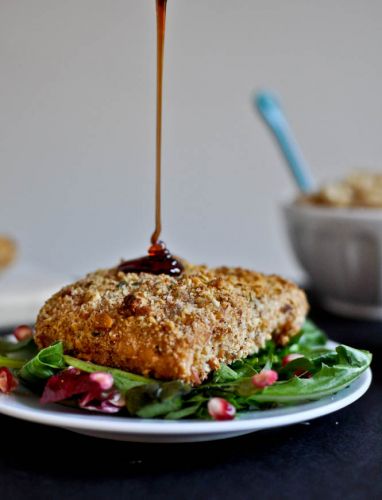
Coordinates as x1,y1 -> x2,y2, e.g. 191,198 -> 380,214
282,353 -> 304,367
0,367 -> 18,394
89,372 -> 114,391
282,353 -> 311,378
41,368 -> 113,404
208,397 -> 236,421
13,325 -> 33,341
252,369 -> 278,388
108,391 -> 126,408
79,390 -> 125,413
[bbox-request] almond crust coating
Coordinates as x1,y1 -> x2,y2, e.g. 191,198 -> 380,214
35,265 -> 308,385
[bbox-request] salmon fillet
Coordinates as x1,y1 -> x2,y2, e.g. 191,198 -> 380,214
35,265 -> 308,384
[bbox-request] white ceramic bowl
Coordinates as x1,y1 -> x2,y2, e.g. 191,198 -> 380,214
284,201 -> 382,320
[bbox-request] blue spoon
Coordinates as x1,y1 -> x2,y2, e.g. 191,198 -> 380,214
255,91 -> 315,193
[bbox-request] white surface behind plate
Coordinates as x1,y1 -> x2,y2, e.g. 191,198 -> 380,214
0,262 -> 70,328
1,1 -> 382,279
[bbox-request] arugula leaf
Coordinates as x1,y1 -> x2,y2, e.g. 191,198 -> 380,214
283,321 -> 327,355
278,356 -> 314,378
164,403 -> 202,420
238,345 -> 371,403
212,364 -> 239,383
336,345 -> 370,368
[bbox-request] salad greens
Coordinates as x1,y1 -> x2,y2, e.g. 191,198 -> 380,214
63,355 -> 151,391
19,342 -> 66,386
0,336 -> 35,355
0,320 -> 372,420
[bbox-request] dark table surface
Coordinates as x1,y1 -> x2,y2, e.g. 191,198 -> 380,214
1,300 -> 381,500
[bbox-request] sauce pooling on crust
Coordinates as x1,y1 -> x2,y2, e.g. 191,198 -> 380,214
120,1 -> 182,277
118,241 -> 183,276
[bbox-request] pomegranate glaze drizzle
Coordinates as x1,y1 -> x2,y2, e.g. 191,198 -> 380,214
118,0 -> 184,277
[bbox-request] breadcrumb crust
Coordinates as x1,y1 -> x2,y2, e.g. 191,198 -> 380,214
35,265 -> 308,384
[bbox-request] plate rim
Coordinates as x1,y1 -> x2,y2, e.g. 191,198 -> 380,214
0,368 -> 372,436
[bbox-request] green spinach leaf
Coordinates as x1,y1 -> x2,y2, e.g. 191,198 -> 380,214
125,381 -> 191,418
63,355 -> 151,393
19,342 -> 66,385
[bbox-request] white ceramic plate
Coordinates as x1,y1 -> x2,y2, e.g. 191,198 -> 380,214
0,367 -> 372,443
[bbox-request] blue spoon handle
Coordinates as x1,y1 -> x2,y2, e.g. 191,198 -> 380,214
255,92 -> 315,194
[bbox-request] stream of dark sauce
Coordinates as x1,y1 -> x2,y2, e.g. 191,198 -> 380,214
118,0 -> 184,277
151,0 -> 166,247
